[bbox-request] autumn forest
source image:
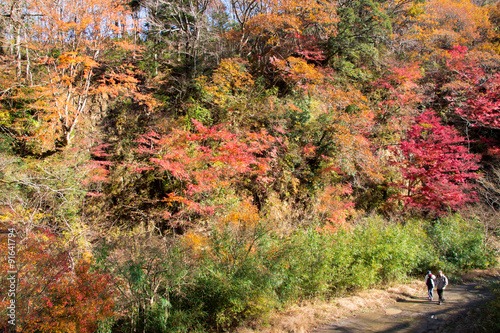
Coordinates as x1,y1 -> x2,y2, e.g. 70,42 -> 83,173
1,0 -> 500,332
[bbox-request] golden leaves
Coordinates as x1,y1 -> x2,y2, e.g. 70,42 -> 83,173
181,199 -> 262,262
408,0 -> 492,53
182,230 -> 209,258
219,198 -> 260,231
200,58 -> 255,106
58,52 -> 98,70
271,56 -> 324,89
314,83 -> 383,182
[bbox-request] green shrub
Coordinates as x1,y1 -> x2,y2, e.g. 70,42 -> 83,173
427,214 -> 498,273
346,217 -> 427,287
182,206 -> 281,331
273,216 -> 429,298
277,229 -> 347,299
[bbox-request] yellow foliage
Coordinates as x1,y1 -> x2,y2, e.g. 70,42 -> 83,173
219,199 -> 260,232
311,84 -> 383,182
200,58 -> 254,106
272,56 -> 324,88
0,203 -> 45,226
181,199 -> 262,263
183,230 -> 209,258
484,2 -> 500,55
408,0 -> 492,51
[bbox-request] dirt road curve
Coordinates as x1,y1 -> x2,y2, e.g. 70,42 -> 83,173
312,280 -> 496,333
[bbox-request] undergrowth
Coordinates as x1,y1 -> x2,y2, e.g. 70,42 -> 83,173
99,213 -> 498,333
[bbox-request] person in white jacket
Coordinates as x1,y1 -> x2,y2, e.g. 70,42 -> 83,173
425,271 -> 436,300
435,270 -> 449,305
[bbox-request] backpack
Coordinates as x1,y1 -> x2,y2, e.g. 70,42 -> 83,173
426,274 -> 434,287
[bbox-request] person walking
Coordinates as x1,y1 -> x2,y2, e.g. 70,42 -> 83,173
425,271 -> 436,300
435,270 -> 448,305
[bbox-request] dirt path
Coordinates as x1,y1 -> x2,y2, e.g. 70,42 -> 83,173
312,276 -> 498,333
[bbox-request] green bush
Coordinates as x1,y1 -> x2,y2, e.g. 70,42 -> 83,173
343,217 -> 427,288
181,214 -> 281,331
427,214 -> 498,273
276,229 -> 349,299
273,216 -> 429,299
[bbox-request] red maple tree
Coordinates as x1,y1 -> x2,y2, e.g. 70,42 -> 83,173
444,46 -> 500,130
391,110 -> 481,215
134,119 -> 278,222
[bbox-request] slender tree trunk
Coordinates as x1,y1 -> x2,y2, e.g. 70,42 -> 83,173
24,29 -> 32,84
15,25 -> 21,77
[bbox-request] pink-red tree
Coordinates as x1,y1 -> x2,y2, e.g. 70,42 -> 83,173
133,119 -> 278,225
444,45 -> 500,130
391,110 -> 481,215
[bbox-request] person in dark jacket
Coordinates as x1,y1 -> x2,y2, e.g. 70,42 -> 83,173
425,271 -> 436,300
435,270 -> 448,305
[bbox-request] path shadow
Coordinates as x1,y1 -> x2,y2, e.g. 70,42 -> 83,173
313,273 -> 499,333
375,300 -> 489,333
395,299 -> 429,304
394,294 -> 431,303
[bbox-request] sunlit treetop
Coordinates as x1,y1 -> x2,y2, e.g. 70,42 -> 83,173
407,0 -> 492,52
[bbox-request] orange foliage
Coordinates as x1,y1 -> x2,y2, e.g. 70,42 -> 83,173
0,227 -> 115,332
271,56 -> 324,89
226,0 -> 336,81
314,184 -> 356,232
28,0 -> 130,52
0,0 -> 147,153
408,0 -> 492,53
315,84 -> 382,181
245,0 -> 337,37
95,63 -> 159,112
28,52 -> 98,150
484,2 -> 500,54
0,49 -> 157,153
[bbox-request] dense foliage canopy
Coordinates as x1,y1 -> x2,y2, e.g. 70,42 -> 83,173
1,0 -> 499,331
